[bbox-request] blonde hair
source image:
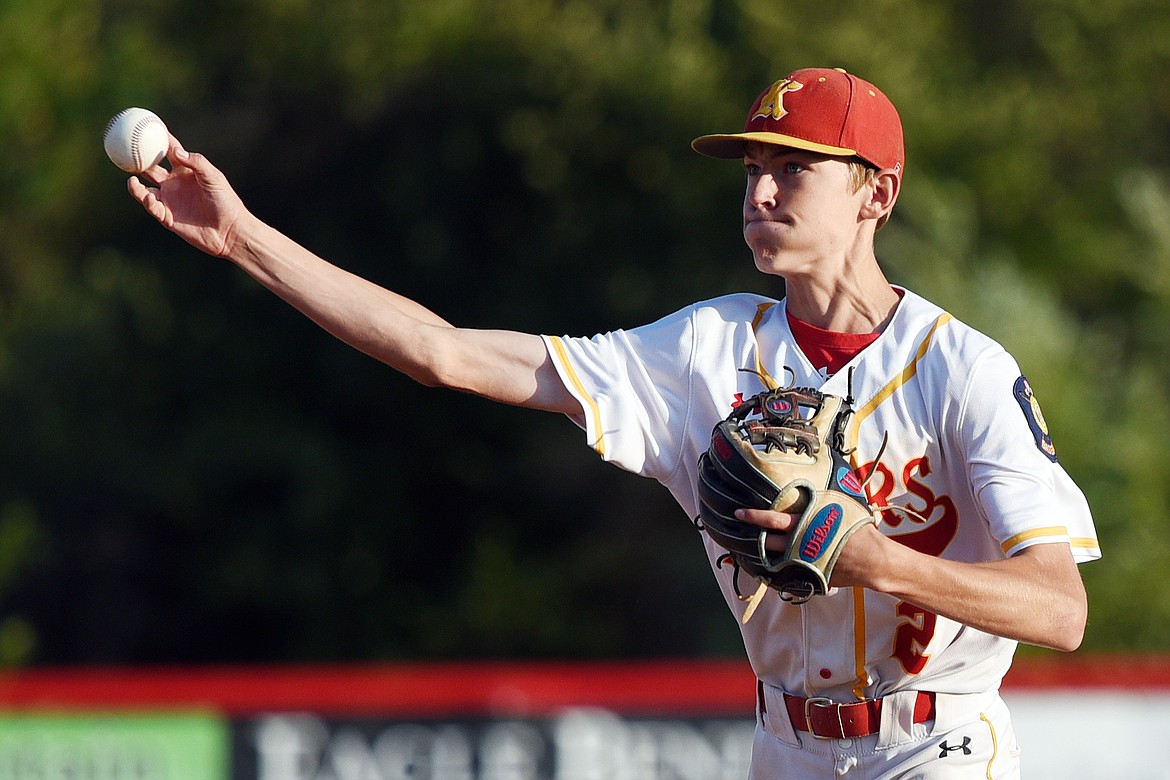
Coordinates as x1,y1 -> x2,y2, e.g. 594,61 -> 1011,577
848,160 -> 879,193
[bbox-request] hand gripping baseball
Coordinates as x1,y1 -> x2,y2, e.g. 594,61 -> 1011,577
127,137 -> 248,260
696,384 -> 879,618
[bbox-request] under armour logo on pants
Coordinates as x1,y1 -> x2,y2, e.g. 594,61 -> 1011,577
939,737 -> 972,757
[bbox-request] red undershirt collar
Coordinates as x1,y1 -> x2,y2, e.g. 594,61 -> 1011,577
784,291 -> 903,377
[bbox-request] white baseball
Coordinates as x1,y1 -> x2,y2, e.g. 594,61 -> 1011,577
103,107 -> 170,173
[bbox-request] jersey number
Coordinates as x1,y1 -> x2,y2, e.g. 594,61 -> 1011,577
856,454 -> 950,674
892,601 -> 937,674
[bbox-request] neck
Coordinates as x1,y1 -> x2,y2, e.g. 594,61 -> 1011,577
781,262 -> 900,334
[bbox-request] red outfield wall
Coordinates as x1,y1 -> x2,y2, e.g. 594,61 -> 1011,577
0,654 -> 1160,715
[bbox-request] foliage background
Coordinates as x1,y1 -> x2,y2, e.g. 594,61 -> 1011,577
0,0 -> 1167,665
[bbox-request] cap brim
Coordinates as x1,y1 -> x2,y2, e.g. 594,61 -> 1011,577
691,131 -> 857,160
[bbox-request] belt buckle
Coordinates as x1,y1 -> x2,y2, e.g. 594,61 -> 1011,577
802,696 -> 838,739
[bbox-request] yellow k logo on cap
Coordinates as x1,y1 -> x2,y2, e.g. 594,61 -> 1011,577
752,78 -> 805,121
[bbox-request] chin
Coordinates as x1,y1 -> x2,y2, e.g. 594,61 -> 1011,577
749,251 -> 791,278
748,243 -> 812,279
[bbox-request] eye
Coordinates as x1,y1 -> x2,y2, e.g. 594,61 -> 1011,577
784,161 -> 804,175
744,163 -> 762,176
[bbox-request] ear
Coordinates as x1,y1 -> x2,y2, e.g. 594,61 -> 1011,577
861,169 -> 900,224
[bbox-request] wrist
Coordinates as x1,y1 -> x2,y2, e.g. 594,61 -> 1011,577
223,211 -> 267,264
834,523 -> 899,591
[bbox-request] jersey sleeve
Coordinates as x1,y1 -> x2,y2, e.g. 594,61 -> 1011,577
542,306 -> 698,482
955,350 -> 1100,563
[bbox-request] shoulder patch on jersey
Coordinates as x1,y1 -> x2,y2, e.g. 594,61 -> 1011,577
1013,375 -> 1057,462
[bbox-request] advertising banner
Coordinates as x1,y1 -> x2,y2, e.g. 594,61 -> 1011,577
0,712 -> 228,780
234,710 -> 754,780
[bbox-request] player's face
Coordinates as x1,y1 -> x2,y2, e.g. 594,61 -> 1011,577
741,143 -> 870,277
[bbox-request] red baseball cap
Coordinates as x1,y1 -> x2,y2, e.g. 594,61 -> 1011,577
691,68 -> 904,175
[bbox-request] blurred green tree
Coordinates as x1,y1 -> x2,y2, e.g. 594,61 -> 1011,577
0,0 -> 1166,664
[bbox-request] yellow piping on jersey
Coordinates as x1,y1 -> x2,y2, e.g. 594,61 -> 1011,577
1001,526 -> 1100,555
751,303 -> 781,389
846,312 -> 954,451
547,336 -> 606,458
851,588 -> 871,700
845,312 -> 953,698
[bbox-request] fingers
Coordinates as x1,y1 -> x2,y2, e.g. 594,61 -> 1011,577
735,509 -> 795,554
126,176 -> 171,227
162,135 -> 230,191
735,508 -> 796,532
141,135 -> 192,183
168,134 -> 217,179
139,162 -> 170,187
166,133 -> 190,165
126,175 -> 150,204
135,135 -> 192,183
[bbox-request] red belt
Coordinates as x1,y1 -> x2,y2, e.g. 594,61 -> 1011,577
780,691 -> 936,740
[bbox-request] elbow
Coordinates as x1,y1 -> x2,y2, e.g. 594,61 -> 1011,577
418,348 -> 476,392
1044,583 -> 1088,653
1057,607 -> 1087,653
410,366 -> 447,389
386,331 -> 464,391
409,363 -> 462,391
1018,545 -> 1088,653
1048,618 -> 1085,653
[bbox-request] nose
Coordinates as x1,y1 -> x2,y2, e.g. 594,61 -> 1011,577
745,173 -> 779,211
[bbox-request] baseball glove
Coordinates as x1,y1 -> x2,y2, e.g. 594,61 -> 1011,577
696,384 -> 878,613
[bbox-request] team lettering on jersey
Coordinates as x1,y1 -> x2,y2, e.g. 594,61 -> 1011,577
857,455 -> 959,557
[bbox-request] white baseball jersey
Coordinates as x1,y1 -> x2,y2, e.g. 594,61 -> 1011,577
543,287 -> 1099,702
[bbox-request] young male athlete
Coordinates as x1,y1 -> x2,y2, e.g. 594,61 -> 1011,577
125,67 -> 1099,778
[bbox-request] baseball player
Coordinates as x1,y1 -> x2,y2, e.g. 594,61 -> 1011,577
125,67 -> 1098,778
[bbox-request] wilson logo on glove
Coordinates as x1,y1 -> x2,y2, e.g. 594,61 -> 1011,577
765,396 -> 794,416
837,467 -> 865,497
799,504 -> 843,561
